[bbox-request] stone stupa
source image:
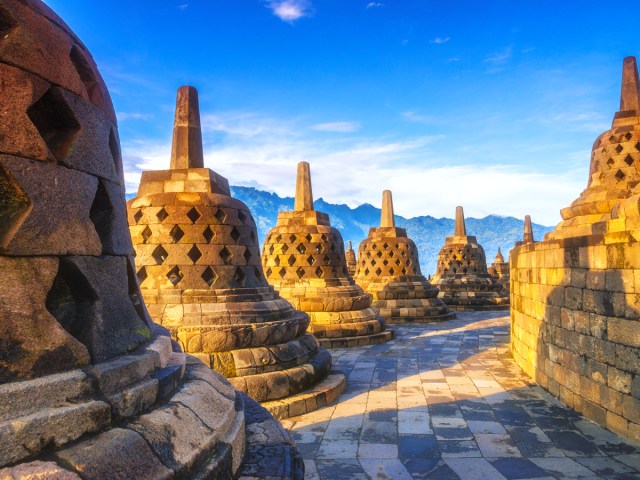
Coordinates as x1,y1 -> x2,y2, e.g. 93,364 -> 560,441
511,57 -> 640,443
431,206 -> 509,310
261,162 -> 394,347
487,248 -> 510,291
127,88 -> 344,419
0,1 -> 303,478
354,191 -> 455,323
345,240 -> 357,276
514,214 -> 536,247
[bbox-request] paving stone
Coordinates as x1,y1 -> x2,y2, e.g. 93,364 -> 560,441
490,457 -> 550,479
359,458 -> 414,480
445,458 -> 508,480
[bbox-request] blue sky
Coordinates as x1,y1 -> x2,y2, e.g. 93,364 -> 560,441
46,0 -> 640,225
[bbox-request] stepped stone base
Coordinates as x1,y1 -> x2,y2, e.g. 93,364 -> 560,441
317,329 -> 395,348
448,304 -> 511,312
262,373 -> 346,420
383,312 -> 457,323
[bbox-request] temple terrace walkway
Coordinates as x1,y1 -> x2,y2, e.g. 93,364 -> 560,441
282,312 -> 640,480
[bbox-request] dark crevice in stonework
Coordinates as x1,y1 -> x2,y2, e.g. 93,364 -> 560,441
27,88 -> 80,163
0,162 -> 31,249
45,259 -> 98,351
0,5 -> 16,37
89,180 -> 113,254
126,257 -> 151,326
69,44 -> 108,113
108,127 -> 123,181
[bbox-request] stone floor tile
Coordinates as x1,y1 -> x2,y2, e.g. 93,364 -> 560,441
315,459 -> 368,480
489,457 -> 550,479
357,443 -> 398,459
474,433 -> 522,457
445,458 -> 508,480
439,440 -> 482,458
359,458 -> 414,480
467,420 -> 507,434
575,456 -> 636,476
303,459 -> 320,480
398,434 -> 439,460
316,439 -> 358,459
529,457 -> 599,478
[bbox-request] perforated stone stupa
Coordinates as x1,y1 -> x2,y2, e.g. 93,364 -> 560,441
431,206 -> 509,310
262,162 -> 394,347
511,57 -> 640,443
345,240 -> 357,276
128,88 -> 343,419
0,2 -> 303,478
487,247 -> 510,289
353,191 -> 455,323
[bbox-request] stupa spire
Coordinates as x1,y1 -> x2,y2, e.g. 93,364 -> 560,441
620,56 -> 640,114
454,206 -> 466,236
170,86 -> 204,170
294,161 -> 314,211
523,215 -> 534,243
380,190 -> 395,228
348,240 -> 353,249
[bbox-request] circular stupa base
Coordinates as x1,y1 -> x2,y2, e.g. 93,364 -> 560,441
316,329 -> 395,348
445,303 -> 511,312
380,311 -> 457,324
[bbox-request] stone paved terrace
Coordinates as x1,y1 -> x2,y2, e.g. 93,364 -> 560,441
282,312 -> 640,480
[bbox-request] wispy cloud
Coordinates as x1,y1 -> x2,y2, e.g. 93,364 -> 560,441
430,37 -> 450,44
266,0 -> 313,23
311,121 -> 361,133
366,2 -> 384,8
117,112 -> 154,122
446,57 -> 460,63
177,4 -> 188,10
484,47 -> 512,66
401,111 -> 436,124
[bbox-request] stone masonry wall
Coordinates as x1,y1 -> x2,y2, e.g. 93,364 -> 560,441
511,233 -> 640,443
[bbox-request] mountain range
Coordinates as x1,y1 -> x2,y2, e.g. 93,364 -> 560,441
126,186 -> 555,275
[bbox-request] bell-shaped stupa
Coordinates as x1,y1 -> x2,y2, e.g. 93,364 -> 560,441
0,2 -> 303,478
488,247 -> 510,291
127,88 -> 344,419
431,206 -> 509,310
261,162 -> 394,347
353,191 -> 455,323
345,240 -> 357,276
550,57 -> 640,239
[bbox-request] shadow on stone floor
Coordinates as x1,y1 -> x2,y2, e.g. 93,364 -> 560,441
282,312 -> 640,480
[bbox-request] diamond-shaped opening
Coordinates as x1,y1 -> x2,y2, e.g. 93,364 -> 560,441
250,230 -> 257,242
307,255 -> 315,266
364,268 -> 370,275
330,244 -> 336,252
214,208 -> 226,223
635,142 -> 640,152
188,245 -> 202,264
203,226 -> 214,243
383,243 -> 389,250
401,251 -> 407,257
297,243 -> 306,254
323,255 -> 331,265
170,225 -> 184,243
278,267 -> 287,278
366,251 -> 372,258
137,267 -> 148,285
156,208 -> 169,223
269,244 -> 275,255
27,87 -> 80,162
371,260 -> 377,266
401,267 -> 407,274
315,244 -> 323,253
321,234 -> 328,242
243,247 -> 252,263
219,246 -> 232,264
389,251 -> 395,258
296,267 -> 305,279
376,251 -> 382,258
288,255 -> 296,266
615,169 -> 626,181
141,226 -> 153,244
625,155 -> 634,166
0,5 -> 16,37
305,233 -> 312,242
315,267 -> 324,278
625,132 -> 633,141
201,266 -> 217,287
383,259 -> 388,266
233,267 -> 246,287
187,207 -> 201,224
230,226 -> 241,243
275,256 -> 281,266
275,234 -> 282,242
88,180 -> 114,254
167,266 -> 183,286
281,244 -> 289,254
616,144 -> 624,154
152,245 -> 168,265
609,135 -> 616,142
389,267 -> 395,275
266,267 -> 273,277
375,267 -> 382,276
607,158 -> 615,166
395,259 -> 401,266
254,266 -> 263,281
133,210 -> 143,224
70,45 -> 108,112
289,234 -> 297,243
238,210 -> 247,224
108,128 -> 123,181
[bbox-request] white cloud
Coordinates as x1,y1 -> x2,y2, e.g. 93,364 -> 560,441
446,57 -> 460,63
311,121 -> 361,133
366,2 -> 384,8
401,111 -> 436,124
177,4 -> 188,10
430,37 -> 450,44
484,47 -> 512,66
266,0 -> 312,23
117,112 -> 153,122
121,109 -> 583,225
